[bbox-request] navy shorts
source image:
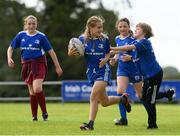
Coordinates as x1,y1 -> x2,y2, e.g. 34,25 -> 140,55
86,64 -> 111,86
117,68 -> 142,83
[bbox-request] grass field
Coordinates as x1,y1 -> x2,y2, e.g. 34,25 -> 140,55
0,103 -> 179,135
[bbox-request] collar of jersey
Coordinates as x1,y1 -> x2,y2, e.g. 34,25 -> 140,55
89,37 -> 99,40
25,31 -> 38,37
118,35 -> 130,40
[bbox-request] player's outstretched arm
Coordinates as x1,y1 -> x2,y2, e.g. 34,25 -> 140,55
121,54 -> 132,62
110,44 -> 136,52
48,49 -> 63,77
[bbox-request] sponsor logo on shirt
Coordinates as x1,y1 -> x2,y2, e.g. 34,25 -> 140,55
98,44 -> 104,49
21,44 -> 40,51
35,40 -> 40,44
85,52 -> 104,55
91,49 -> 95,52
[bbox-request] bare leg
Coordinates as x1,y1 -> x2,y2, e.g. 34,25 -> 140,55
88,81 -> 122,121
28,84 -> 35,95
117,76 -> 129,94
89,91 -> 99,121
133,81 -> 143,99
80,81 -> 131,130
33,79 -> 43,93
94,81 -> 121,107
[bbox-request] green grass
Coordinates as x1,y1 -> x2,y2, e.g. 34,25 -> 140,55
0,103 -> 179,135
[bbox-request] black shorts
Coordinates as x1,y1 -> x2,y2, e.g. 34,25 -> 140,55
142,70 -> 163,104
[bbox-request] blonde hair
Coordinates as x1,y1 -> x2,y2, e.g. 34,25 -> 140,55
83,16 -> 105,39
23,15 -> 37,30
136,23 -> 153,38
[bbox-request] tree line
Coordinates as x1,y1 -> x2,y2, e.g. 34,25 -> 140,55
0,0 -> 179,97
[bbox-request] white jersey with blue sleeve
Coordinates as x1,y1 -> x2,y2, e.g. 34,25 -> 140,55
10,31 -> 52,60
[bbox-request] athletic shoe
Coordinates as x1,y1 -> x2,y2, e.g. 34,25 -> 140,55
114,118 -> 128,126
167,89 -> 175,102
147,123 -> 158,129
32,117 -> 38,121
121,93 -> 131,113
42,112 -> 48,121
80,123 -> 94,130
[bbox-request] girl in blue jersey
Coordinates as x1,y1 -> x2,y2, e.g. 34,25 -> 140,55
110,18 -> 143,126
68,16 -> 131,130
7,15 -> 63,121
110,23 -> 174,129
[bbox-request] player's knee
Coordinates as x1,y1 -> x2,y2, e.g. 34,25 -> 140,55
101,102 -> 108,107
33,87 -> 43,93
90,93 -> 97,102
98,98 -> 109,107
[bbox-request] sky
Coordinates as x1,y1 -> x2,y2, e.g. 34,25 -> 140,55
21,0 -> 180,71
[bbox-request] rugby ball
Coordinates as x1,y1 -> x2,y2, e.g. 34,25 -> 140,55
68,38 -> 85,56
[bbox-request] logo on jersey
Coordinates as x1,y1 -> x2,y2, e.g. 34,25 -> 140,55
91,49 -> 95,52
21,44 -> 40,51
21,39 -> 25,42
98,44 -> 104,49
93,68 -> 96,74
35,40 -> 40,44
134,75 -> 140,81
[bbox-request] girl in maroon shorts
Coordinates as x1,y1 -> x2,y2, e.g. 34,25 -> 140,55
7,15 -> 63,121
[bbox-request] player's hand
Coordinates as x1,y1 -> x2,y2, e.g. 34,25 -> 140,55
55,66 -> 63,77
99,58 -> 108,68
110,46 -> 119,50
7,58 -> 15,69
121,54 -> 132,62
110,50 -> 120,56
109,58 -> 117,66
68,47 -> 80,56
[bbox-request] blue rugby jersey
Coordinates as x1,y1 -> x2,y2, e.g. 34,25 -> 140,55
10,31 -> 52,60
79,35 -> 110,68
133,38 -> 162,79
115,36 -> 136,61
115,36 -> 140,74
